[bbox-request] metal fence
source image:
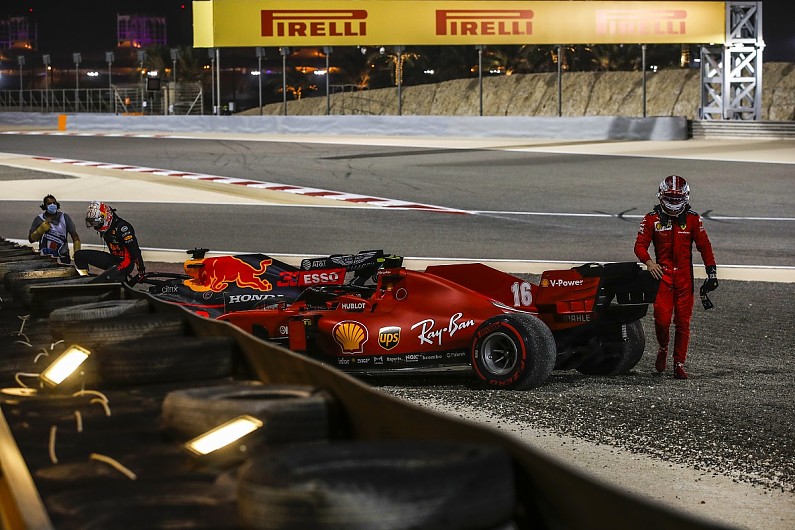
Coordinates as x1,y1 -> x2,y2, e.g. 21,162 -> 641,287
0,83 -> 204,115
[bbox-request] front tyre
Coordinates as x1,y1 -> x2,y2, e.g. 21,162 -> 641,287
470,314 -> 556,390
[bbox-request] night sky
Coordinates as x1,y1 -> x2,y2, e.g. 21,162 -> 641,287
1,1 -> 793,61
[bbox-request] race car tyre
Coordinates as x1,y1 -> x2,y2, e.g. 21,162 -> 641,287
576,320 -> 646,376
4,266 -> 79,291
46,481 -> 236,518
60,313 -> 188,348
0,250 -> 37,261
162,383 -> 332,442
93,336 -> 236,386
237,440 -> 516,530
49,299 -> 151,340
54,504 -> 238,530
0,260 -> 59,281
32,293 -> 117,317
18,276 -> 97,308
0,349 -> 40,386
470,314 -> 556,390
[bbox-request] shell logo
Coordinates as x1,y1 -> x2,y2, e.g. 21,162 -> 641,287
332,321 -> 368,354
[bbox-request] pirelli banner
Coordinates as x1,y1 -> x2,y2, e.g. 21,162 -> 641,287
192,1 -> 726,48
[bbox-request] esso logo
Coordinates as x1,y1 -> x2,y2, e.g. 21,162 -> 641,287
301,271 -> 340,285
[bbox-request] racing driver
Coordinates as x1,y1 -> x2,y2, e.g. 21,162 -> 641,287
74,201 -> 146,282
634,175 -> 718,379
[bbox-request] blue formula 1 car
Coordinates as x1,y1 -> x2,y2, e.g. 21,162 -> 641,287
136,248 -> 389,318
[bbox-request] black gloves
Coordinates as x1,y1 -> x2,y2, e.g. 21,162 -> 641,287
700,266 -> 718,310
704,265 -> 719,292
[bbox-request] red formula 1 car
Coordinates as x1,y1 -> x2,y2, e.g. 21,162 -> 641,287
219,260 -> 659,390
136,248 -> 388,318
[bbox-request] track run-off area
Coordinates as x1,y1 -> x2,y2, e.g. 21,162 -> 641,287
0,130 -> 793,282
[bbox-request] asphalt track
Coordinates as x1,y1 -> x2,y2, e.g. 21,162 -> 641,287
0,130 -> 793,282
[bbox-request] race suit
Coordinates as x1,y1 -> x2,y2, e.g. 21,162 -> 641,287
634,205 -> 716,364
74,215 -> 145,280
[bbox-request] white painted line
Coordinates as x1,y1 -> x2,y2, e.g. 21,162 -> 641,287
32,155 -> 466,214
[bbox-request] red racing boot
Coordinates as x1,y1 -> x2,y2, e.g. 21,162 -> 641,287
655,347 -> 667,373
674,362 -> 689,380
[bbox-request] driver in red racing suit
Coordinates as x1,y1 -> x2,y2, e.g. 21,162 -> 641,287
74,201 -> 146,282
634,175 -> 717,380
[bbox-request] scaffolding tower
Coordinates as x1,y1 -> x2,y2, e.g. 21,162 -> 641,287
117,14 -> 167,48
700,1 -> 764,120
0,16 -> 37,50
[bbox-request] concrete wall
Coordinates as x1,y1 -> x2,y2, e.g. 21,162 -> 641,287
246,62 -> 795,121
0,112 -> 688,141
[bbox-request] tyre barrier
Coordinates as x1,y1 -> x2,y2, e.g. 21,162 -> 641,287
237,440 -> 516,530
48,299 -> 152,340
0,236 -> 728,530
162,383 -> 333,442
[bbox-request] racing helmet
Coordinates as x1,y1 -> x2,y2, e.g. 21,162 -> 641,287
85,201 -> 114,232
657,175 -> 690,216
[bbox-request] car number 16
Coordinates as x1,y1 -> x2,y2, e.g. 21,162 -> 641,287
511,281 -> 533,307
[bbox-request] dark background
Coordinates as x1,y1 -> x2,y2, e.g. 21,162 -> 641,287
1,0 -> 792,62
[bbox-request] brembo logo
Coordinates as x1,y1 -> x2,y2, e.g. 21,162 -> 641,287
436,10 -> 533,36
261,10 -> 367,37
596,10 -> 687,36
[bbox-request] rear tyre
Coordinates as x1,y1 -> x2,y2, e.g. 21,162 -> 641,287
576,320 -> 645,376
470,314 -> 556,390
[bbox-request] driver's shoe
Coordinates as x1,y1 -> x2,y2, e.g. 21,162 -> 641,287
674,362 -> 689,380
655,348 -> 667,373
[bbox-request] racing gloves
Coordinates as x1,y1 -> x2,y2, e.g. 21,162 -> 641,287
700,265 -> 718,310
704,265 -> 719,292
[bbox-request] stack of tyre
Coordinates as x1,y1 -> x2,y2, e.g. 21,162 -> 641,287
0,238 -> 520,529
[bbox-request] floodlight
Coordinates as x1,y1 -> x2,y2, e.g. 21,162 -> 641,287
184,415 -> 263,457
39,345 -> 91,387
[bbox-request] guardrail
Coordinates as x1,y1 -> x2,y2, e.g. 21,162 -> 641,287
690,120 -> 795,139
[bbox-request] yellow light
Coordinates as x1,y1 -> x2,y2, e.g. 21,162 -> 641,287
0,388 -> 38,397
39,345 -> 91,387
184,415 -> 263,456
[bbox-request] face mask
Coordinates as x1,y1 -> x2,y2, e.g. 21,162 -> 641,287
46,204 -> 58,214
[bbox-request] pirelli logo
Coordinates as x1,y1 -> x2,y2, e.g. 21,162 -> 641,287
436,10 -> 533,36
261,10 -> 367,38
596,10 -> 687,36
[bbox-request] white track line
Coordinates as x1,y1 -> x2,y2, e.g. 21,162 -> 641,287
32,156 -> 466,214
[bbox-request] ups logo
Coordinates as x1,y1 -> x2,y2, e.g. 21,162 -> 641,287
378,326 -> 401,350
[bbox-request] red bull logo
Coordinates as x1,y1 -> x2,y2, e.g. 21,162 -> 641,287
261,10 -> 367,38
596,10 -> 687,36
436,10 -> 533,36
184,256 -> 273,293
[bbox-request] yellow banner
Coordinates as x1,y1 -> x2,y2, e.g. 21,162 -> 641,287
193,1 -> 726,48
